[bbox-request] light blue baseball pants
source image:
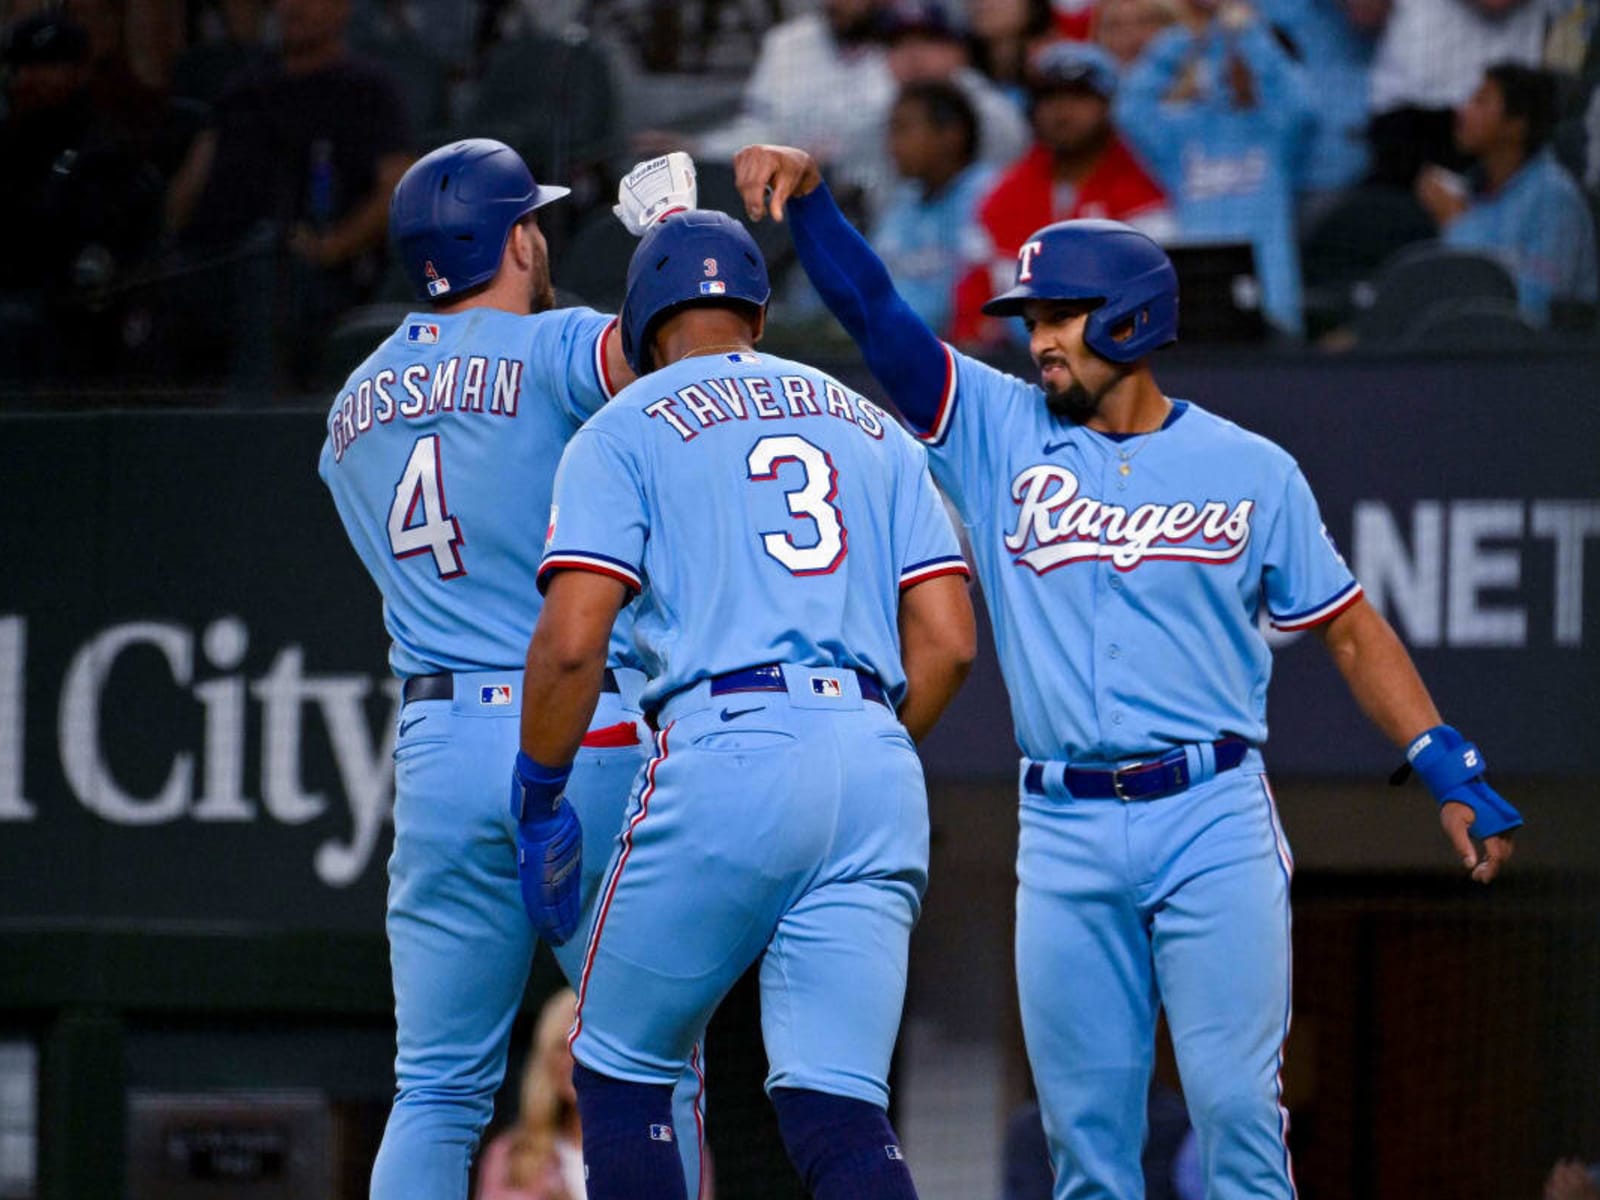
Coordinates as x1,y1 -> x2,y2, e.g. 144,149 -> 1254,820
1014,753 -> 1297,1200
370,668 -> 706,1200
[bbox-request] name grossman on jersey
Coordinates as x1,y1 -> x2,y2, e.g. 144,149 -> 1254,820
326,353 -> 528,464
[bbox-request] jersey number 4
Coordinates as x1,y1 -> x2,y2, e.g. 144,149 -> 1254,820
747,434 -> 847,575
388,435 -> 465,578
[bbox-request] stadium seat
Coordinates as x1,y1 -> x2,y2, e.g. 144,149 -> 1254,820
1400,296 -> 1542,352
1353,241 -> 1518,345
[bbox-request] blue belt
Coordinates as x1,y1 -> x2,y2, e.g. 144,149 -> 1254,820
403,668 -> 620,704
1024,737 -> 1249,802
707,663 -> 889,707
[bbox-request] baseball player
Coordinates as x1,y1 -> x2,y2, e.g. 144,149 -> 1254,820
512,208 -> 977,1200
317,138 -> 706,1200
731,144 -> 1524,1200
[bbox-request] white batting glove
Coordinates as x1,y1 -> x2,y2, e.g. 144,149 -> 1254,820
613,152 -> 698,236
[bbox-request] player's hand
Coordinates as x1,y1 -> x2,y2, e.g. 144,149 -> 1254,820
1415,165 -> 1470,228
1439,799 -> 1515,884
510,752 -> 583,944
734,144 -> 822,223
1399,725 -> 1522,884
614,151 -> 699,236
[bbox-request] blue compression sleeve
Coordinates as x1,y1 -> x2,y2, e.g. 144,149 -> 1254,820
788,183 -> 951,435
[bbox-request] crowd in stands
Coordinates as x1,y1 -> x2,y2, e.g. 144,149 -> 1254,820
1,0 -> 1597,399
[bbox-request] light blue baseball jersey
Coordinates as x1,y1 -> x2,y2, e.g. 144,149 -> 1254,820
537,350 -> 968,710
916,348 -> 1360,763
318,306 -> 636,675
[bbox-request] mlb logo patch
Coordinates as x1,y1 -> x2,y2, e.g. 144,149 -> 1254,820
426,277 -> 452,298
699,280 -> 727,295
727,351 -> 758,363
885,1145 -> 904,1161
480,684 -> 513,707
811,676 -> 843,698
649,1124 -> 674,1143
406,322 -> 440,345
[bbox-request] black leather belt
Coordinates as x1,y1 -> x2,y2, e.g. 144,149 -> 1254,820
1024,737 -> 1249,802
402,669 -> 621,705
708,663 -> 888,707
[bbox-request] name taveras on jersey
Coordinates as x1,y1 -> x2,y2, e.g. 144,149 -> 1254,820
1007,464 -> 1254,571
643,373 -> 888,442
326,354 -> 525,464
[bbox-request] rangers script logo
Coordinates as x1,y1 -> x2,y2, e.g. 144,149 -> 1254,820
1006,465 -> 1254,572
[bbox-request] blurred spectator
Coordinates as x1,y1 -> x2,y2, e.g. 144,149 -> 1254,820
1051,0 -> 1101,40
161,0 -> 412,389
949,41 -> 1171,347
474,988 -> 585,1200
1096,0 -> 1181,67
0,9 -> 167,377
967,0 -> 1059,106
1364,0 -> 1566,189
1115,0 -> 1314,333
1545,1157 -> 1600,1200
170,0 -> 273,108
1415,61 -> 1597,326
1252,0 -> 1376,201
348,0 -> 454,141
649,0 -> 897,210
871,81 -> 997,335
880,0 -> 1031,173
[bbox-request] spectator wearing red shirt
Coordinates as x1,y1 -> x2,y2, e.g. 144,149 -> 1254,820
951,40 -> 1171,347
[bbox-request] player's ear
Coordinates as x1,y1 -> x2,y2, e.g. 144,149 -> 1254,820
507,217 -> 535,274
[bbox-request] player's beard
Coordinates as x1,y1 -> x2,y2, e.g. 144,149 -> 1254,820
1044,378 -> 1101,422
529,240 -> 556,314
1042,365 -> 1125,424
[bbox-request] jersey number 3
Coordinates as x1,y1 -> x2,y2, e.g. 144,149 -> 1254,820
747,434 -> 847,575
389,435 -> 465,578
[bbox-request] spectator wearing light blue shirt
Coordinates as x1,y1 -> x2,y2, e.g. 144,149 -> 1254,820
871,80 -> 997,337
1416,61 -> 1598,326
1252,0 -> 1377,199
1114,0 -> 1315,334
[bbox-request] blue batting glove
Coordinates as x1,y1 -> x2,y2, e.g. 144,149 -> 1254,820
1400,725 -> 1524,838
510,751 -> 582,945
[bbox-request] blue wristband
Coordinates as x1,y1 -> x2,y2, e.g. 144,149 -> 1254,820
1397,724 -> 1524,838
511,751 -> 572,821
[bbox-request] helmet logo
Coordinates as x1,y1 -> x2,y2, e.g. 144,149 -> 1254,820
1017,240 -> 1044,283
424,259 -> 451,297
703,258 -> 719,277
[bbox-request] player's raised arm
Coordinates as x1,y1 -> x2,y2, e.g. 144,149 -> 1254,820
1316,597 -> 1521,883
734,144 -> 952,435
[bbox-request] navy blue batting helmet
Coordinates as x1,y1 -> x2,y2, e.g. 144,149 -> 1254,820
983,219 -> 1178,363
620,210 -> 771,374
389,138 -> 569,303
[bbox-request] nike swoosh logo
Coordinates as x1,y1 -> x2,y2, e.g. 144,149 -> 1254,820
720,706 -> 764,722
398,717 -> 427,737
1042,440 -> 1072,455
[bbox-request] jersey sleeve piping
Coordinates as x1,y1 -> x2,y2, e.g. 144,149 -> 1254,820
1270,580 -> 1363,631
537,551 -> 642,597
899,555 -> 971,589
915,342 -> 960,447
593,317 -> 620,399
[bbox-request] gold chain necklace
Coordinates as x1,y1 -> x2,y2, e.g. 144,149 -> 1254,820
1115,430 -> 1158,476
